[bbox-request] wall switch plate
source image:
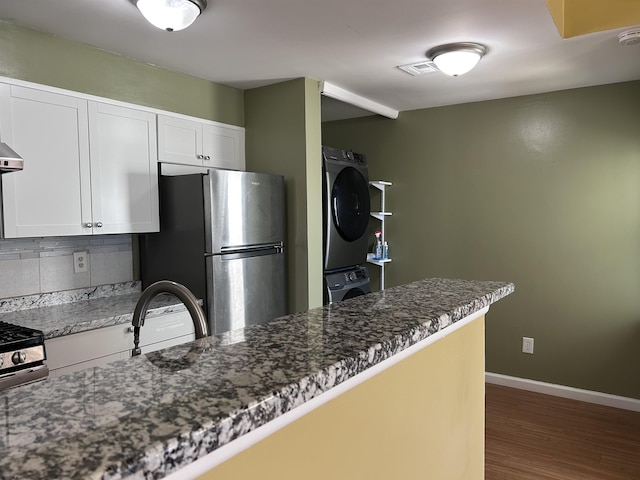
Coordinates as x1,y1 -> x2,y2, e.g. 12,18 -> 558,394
73,251 -> 88,274
522,336 -> 534,354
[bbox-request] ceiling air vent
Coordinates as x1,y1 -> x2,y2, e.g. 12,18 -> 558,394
396,61 -> 438,76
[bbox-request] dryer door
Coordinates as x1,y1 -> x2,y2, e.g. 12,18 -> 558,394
331,167 -> 370,242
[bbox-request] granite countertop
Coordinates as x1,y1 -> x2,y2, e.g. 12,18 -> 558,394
0,278 -> 514,480
0,283 -> 192,339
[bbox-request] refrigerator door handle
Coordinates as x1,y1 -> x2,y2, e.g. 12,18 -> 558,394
221,248 -> 282,260
219,243 -> 283,254
209,243 -> 284,260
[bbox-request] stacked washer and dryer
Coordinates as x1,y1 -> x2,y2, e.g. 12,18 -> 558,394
322,145 -> 372,304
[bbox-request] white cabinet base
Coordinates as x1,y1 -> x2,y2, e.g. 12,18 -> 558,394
46,310 -> 195,377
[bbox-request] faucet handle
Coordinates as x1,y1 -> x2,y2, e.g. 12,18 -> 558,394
131,325 -> 142,356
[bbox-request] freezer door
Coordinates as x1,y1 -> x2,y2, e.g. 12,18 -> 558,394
203,170 -> 285,253
206,251 -> 287,334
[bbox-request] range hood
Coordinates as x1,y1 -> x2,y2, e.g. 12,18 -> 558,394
0,142 -> 23,174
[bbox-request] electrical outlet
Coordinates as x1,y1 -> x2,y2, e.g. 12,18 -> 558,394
522,336 -> 534,354
73,251 -> 88,274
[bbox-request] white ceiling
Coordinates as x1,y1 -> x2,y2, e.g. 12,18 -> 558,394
0,0 -> 639,121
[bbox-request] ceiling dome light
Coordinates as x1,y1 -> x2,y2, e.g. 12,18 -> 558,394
618,29 -> 640,46
136,0 -> 207,32
426,42 -> 487,76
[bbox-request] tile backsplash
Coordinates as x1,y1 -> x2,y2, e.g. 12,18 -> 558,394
0,235 -> 133,299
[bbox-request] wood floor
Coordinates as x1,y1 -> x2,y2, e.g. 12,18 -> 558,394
485,384 -> 640,480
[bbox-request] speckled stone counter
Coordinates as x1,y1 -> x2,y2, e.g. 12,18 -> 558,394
0,282 -> 192,339
0,278 -> 514,480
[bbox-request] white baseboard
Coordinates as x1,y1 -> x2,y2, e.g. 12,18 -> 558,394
485,372 -> 640,413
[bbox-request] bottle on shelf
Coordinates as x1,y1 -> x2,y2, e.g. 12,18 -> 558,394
383,241 -> 389,260
374,230 -> 383,260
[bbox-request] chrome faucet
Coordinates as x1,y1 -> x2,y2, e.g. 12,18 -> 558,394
131,280 -> 209,356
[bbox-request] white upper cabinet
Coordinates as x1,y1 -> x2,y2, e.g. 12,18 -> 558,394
157,115 -> 199,165
0,77 -> 245,238
0,84 -> 91,237
0,83 -> 159,237
88,102 -> 159,234
157,114 -> 245,171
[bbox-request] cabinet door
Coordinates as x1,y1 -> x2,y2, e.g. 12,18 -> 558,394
202,124 -> 245,171
157,114 -> 203,166
45,323 -> 133,372
0,84 -> 91,237
135,310 -> 196,354
88,102 -> 159,234
46,311 -> 196,375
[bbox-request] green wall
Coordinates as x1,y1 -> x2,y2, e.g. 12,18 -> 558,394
244,78 -> 323,314
0,21 -> 243,126
0,20 -> 323,312
323,81 -> 640,400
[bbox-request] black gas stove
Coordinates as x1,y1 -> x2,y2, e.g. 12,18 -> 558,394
0,321 -> 49,391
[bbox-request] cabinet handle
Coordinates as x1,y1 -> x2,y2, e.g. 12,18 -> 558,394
96,222 -> 103,228
204,156 -> 211,161
84,222 -> 93,228
196,154 -> 204,159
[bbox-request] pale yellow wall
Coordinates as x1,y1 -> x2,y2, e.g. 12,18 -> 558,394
545,0 -> 640,38
199,316 -> 485,480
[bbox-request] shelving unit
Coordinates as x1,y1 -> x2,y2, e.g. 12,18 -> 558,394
367,180 -> 392,290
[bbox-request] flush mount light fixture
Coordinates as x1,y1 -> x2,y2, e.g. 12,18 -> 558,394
136,0 -> 207,32
618,28 -> 640,46
426,42 -> 487,76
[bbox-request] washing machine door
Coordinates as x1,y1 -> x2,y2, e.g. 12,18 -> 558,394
331,167 -> 370,242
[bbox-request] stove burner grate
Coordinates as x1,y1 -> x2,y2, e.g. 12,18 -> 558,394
0,321 -> 48,391
0,321 -> 46,353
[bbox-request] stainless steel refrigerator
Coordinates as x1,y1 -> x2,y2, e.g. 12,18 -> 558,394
140,169 -> 287,335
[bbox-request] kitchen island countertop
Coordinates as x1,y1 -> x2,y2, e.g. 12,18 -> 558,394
0,277 -> 514,480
